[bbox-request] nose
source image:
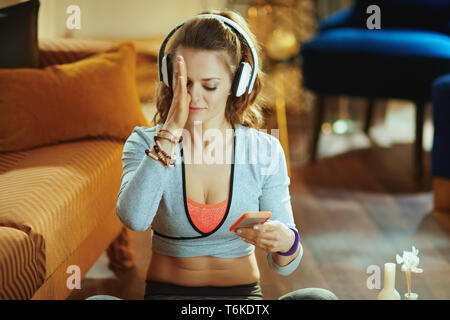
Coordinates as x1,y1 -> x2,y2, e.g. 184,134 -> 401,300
187,83 -> 201,103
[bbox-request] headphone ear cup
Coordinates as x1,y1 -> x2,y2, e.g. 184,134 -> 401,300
231,63 -> 244,97
161,54 -> 173,88
166,54 -> 173,89
232,62 -> 252,97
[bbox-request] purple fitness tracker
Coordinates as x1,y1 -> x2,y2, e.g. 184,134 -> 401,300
277,228 -> 299,256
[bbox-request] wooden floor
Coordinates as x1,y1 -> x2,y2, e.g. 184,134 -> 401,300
68,100 -> 450,300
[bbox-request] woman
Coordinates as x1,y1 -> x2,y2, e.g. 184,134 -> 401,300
115,10 -> 338,301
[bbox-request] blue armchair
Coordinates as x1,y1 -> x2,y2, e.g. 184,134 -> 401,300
301,0 -> 450,178
432,73 -> 450,211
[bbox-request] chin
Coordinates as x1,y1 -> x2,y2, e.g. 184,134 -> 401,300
187,112 -> 209,122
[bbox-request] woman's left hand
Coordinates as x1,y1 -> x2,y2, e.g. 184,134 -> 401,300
234,220 -> 295,253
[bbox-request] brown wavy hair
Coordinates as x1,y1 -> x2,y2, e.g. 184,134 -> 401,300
152,9 -> 268,130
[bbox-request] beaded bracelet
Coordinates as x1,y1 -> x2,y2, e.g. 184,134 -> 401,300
156,127 -> 183,143
148,135 -> 176,168
144,128 -> 180,168
145,148 -> 165,166
155,135 -> 177,144
145,146 -> 175,168
277,228 -> 299,256
154,136 -> 176,162
154,139 -> 170,159
153,143 -> 175,168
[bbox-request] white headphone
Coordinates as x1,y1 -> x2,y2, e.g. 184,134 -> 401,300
158,14 -> 259,97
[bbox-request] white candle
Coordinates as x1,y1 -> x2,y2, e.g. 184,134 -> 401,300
384,262 -> 396,289
377,262 -> 401,300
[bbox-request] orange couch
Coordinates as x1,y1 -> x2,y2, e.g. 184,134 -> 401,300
0,39 -> 157,299
0,138 -> 135,299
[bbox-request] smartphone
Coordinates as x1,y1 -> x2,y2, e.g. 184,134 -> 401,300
229,211 -> 272,232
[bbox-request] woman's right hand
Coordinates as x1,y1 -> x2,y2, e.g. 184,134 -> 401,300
163,55 -> 191,133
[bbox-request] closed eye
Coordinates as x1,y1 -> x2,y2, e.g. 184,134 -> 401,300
186,81 -> 217,91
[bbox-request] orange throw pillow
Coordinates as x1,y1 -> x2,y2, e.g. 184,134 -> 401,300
0,42 -> 149,152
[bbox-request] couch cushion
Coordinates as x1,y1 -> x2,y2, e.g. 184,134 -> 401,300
0,137 -> 125,281
0,0 -> 40,68
0,226 -> 42,299
0,42 -> 149,152
38,37 -> 160,102
38,38 -> 117,68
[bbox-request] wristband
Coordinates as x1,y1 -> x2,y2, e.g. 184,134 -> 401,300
277,228 -> 299,256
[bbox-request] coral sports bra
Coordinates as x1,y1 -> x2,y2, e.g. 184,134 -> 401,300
186,196 -> 229,233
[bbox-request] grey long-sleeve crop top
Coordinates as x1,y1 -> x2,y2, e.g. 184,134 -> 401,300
116,123 -> 303,276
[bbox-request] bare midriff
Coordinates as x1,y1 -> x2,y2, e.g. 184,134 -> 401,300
146,251 -> 260,287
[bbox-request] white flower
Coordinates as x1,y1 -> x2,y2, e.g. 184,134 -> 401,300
396,246 -> 423,273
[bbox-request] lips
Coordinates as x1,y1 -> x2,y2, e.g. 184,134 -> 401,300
189,106 -> 206,113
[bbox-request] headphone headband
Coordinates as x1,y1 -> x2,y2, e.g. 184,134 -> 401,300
158,14 -> 259,95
